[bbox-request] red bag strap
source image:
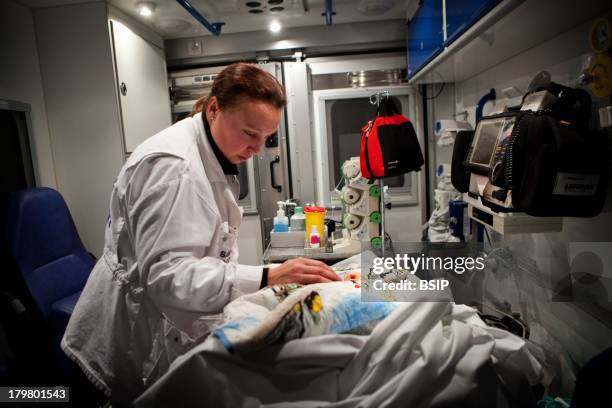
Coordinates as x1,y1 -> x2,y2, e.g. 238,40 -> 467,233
362,120 -> 376,178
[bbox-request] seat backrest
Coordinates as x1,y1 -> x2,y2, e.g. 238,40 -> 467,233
4,188 -> 94,320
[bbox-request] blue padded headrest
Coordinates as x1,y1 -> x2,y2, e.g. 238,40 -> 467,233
4,188 -> 93,318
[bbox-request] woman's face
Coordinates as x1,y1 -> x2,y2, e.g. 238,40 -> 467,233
206,96 -> 282,164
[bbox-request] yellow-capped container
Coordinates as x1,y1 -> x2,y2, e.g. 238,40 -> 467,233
304,206 -> 326,247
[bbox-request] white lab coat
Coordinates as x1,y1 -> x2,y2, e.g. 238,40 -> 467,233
61,113 -> 263,404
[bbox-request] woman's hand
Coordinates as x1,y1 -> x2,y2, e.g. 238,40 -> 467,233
267,257 -> 340,286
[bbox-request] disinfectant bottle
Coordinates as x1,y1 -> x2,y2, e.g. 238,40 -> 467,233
309,225 -> 321,248
290,206 -> 306,231
273,202 -> 289,232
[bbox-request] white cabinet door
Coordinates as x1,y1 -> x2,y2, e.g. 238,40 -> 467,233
111,20 -> 171,153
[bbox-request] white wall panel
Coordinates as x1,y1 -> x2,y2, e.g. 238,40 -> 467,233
35,2 -> 125,256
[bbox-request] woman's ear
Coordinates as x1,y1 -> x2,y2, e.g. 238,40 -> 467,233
206,96 -> 219,122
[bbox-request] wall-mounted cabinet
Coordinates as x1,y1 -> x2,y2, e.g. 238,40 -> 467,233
444,0 -> 500,45
110,20 -> 171,153
407,0 -> 611,84
407,0 -> 501,79
406,0 -> 444,79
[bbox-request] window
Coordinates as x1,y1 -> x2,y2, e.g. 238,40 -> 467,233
0,100 -> 37,195
313,87 -> 419,206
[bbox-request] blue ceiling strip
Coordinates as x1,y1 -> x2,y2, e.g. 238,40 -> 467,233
323,0 -> 336,26
176,0 -> 225,36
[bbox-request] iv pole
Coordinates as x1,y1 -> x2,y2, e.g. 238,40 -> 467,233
369,90 -> 389,258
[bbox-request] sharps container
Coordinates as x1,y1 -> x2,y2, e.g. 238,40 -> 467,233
304,206 -> 326,246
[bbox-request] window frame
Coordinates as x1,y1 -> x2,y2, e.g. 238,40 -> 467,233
312,86 -> 419,207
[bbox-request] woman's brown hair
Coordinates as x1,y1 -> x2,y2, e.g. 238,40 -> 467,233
190,62 -> 286,116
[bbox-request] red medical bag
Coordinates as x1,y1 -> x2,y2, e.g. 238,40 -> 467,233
359,98 -> 424,179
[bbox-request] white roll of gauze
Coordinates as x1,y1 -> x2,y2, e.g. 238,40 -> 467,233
342,159 -> 361,180
343,214 -> 362,230
342,187 -> 361,204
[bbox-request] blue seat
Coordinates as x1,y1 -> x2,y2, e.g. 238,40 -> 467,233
4,187 -> 94,355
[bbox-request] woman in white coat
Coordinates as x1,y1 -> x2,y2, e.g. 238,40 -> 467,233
61,63 -> 339,405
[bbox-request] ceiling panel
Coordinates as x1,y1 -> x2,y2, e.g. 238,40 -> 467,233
22,0 -> 408,39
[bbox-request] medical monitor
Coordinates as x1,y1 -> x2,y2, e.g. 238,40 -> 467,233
465,117 -> 506,174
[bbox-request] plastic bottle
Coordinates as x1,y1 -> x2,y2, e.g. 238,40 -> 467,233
290,206 -> 306,231
309,225 -> 321,248
273,202 -> 289,232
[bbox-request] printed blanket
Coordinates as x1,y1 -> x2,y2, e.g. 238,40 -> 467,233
213,280 -> 396,353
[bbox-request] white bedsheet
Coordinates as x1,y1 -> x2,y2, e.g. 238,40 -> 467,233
134,301 -> 550,407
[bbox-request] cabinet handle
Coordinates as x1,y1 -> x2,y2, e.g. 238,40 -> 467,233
269,155 -> 282,193
120,82 -> 127,96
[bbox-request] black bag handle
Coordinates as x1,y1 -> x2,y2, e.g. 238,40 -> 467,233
548,83 -> 592,127
376,97 -> 400,117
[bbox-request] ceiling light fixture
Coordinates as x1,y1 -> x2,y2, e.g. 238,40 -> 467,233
136,2 -> 156,17
270,20 -> 281,33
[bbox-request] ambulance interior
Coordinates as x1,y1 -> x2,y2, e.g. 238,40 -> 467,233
1,0 -> 612,406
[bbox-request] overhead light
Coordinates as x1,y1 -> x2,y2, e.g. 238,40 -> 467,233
269,21 -> 281,33
136,2 -> 156,17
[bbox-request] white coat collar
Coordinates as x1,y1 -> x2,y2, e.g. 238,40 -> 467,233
193,112 -> 226,182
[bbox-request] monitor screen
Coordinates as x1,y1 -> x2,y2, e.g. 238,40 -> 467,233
466,118 -> 504,172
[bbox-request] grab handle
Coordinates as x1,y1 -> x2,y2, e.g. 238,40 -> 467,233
270,155 -> 282,192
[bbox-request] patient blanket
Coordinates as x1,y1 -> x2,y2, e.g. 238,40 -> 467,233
136,299 -> 550,408
213,281 -> 397,353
